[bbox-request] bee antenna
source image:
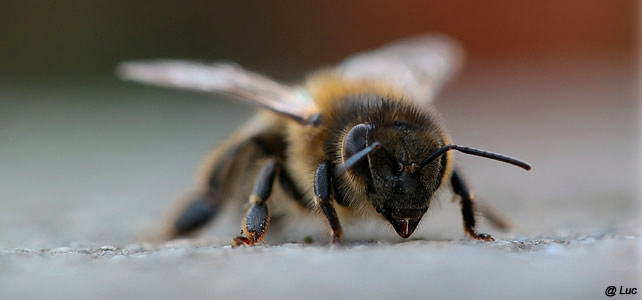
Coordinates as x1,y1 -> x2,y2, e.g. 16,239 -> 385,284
334,141 -> 382,176
420,145 -> 531,171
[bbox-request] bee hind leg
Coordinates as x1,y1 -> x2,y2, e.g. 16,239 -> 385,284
161,136 -> 255,241
169,191 -> 221,238
451,168 -> 495,241
232,158 -> 278,247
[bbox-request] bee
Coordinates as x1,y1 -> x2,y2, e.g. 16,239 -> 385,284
118,34 -> 531,246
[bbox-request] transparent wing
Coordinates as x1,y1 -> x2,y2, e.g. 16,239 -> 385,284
338,34 -> 464,106
117,60 -> 317,124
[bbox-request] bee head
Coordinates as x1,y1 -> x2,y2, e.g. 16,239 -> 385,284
338,121 -> 447,238
336,121 -> 531,239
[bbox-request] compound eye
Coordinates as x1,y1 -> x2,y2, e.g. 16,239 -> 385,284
342,123 -> 375,177
343,123 -> 371,159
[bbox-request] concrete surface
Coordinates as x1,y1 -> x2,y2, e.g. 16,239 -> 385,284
0,57 -> 640,299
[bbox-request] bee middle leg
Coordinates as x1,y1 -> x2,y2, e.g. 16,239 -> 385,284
451,168 -> 495,241
232,158 -> 278,247
314,161 -> 343,244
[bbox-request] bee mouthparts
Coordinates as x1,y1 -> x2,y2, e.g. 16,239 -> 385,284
388,215 -> 423,238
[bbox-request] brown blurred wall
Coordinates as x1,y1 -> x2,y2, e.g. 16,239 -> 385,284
0,0 -> 637,77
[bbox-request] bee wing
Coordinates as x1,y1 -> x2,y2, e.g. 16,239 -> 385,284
117,60 -> 316,124
338,34 -> 464,106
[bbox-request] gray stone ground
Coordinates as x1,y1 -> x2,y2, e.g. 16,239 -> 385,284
0,57 -> 640,299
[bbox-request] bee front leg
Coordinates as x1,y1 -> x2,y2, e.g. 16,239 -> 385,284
451,169 -> 494,241
314,161 -> 343,244
232,159 -> 278,247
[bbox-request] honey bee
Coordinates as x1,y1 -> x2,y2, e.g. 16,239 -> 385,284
118,34 -> 531,246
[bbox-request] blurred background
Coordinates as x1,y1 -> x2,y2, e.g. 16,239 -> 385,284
0,0 -> 639,246
1,1 -> 637,76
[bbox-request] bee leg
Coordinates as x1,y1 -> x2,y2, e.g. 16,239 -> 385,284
162,143 -> 245,240
232,159 -> 278,247
314,161 -> 343,244
170,190 -> 221,238
451,169 -> 495,241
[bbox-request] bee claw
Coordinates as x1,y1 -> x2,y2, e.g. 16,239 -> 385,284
472,232 -> 495,241
231,236 -> 252,248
